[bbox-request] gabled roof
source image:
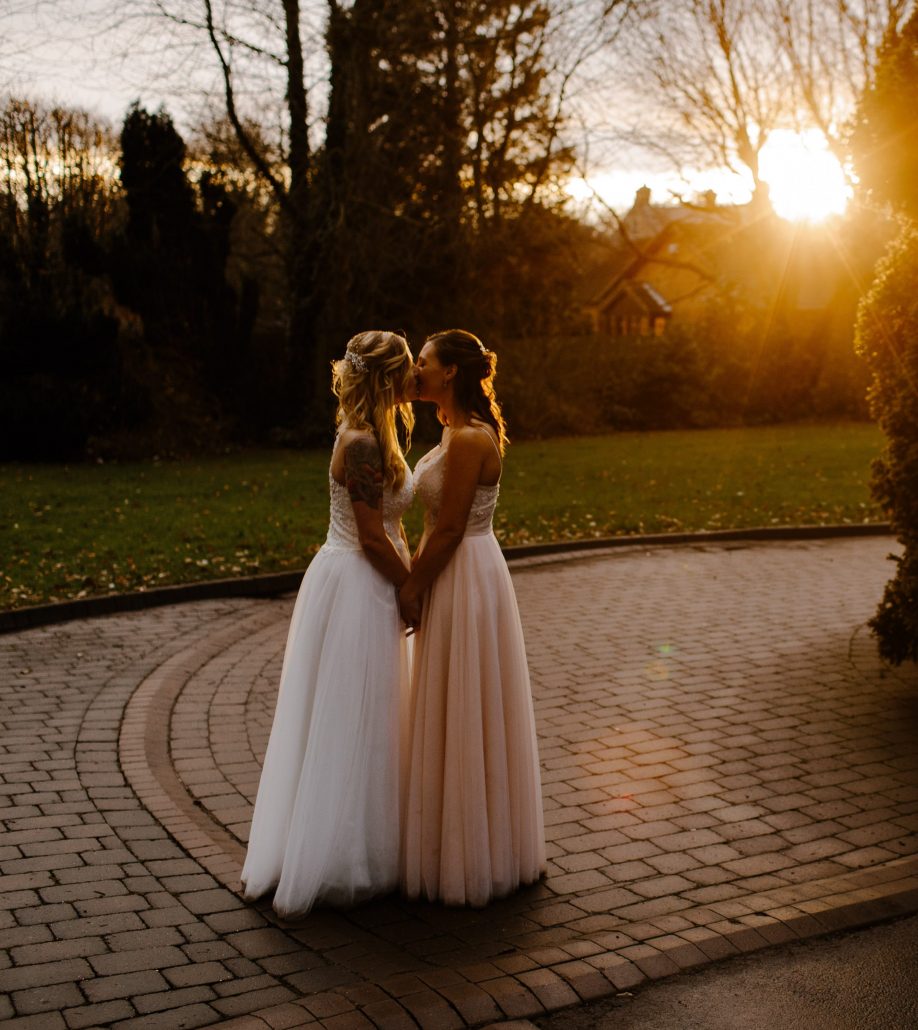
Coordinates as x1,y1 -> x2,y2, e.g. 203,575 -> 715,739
603,279 -> 673,317
583,191 -> 746,310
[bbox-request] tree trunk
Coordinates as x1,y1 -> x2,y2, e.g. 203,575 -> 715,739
282,0 -> 321,420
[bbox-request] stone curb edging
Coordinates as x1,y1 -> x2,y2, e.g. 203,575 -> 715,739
0,522 -> 893,636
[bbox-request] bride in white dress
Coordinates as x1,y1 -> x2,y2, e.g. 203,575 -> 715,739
241,330 -> 416,918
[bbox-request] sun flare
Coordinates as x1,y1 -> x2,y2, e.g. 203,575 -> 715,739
759,129 -> 851,222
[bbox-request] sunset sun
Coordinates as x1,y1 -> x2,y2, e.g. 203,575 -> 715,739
759,128 -> 851,222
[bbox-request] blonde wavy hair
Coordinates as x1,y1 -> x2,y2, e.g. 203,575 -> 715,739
332,331 -> 415,489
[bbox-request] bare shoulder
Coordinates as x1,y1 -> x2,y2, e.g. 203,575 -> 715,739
448,425 -> 493,456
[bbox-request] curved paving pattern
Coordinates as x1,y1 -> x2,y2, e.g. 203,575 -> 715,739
2,537 -> 917,1029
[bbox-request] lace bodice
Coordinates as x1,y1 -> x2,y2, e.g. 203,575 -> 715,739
414,427 -> 500,538
325,447 -> 413,556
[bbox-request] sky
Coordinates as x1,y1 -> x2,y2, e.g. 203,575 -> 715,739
1,1 -> 850,219
0,1 -> 716,212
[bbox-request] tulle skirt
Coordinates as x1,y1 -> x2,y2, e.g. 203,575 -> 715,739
241,544 -> 408,918
401,531 -> 545,906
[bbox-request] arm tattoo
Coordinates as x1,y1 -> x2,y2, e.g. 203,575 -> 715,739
344,438 -> 384,510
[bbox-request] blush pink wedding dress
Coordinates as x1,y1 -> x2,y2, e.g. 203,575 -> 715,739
401,425 -> 545,906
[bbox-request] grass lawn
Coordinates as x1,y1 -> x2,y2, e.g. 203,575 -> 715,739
2,422 -> 884,611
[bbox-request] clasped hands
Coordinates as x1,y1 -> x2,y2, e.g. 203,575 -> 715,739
399,583 -> 421,635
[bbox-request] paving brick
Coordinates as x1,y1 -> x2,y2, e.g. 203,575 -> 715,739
0,959 -> 94,993
83,969 -> 171,1003
360,998 -> 418,1028
49,914 -> 146,943
512,967 -> 575,1009
212,986 -> 297,1017
0,1013 -> 67,1029
629,875 -> 695,899
11,981 -> 84,1016
89,945 -> 189,976
438,981 -> 504,1025
11,936 -> 107,965
399,988 -> 467,1028
1,924 -> 54,948
101,923 -> 182,951
63,1000 -> 135,1028
223,927 -> 301,959
109,1002 -> 219,1029
321,1010 -> 376,1029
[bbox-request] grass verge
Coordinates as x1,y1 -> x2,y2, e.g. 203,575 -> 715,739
2,422 -> 884,611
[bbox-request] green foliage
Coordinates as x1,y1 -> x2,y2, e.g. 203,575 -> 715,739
495,317 -> 868,440
852,13 -> 918,666
0,423 -> 883,610
855,228 -> 918,664
851,14 -> 918,220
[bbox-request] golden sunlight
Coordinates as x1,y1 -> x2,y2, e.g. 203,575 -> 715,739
759,129 -> 851,222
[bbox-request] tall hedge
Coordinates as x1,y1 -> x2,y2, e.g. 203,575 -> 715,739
852,13 -> 918,665
856,230 -> 918,664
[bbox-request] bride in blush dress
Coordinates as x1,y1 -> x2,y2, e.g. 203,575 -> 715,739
241,330 -> 416,918
398,329 -> 544,907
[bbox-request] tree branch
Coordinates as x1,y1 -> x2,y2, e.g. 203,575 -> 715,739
201,0 -> 289,211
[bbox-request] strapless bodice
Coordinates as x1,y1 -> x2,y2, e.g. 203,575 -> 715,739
326,465 -> 414,554
413,436 -> 499,538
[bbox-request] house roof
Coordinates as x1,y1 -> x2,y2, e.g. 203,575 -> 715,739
581,189 -> 748,310
603,279 -> 673,317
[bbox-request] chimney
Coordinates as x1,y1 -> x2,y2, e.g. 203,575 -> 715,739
634,185 -> 652,208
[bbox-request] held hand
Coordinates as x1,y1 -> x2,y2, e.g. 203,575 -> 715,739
399,584 -> 421,634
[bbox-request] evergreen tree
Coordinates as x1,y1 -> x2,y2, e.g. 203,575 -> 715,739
111,104 -> 249,449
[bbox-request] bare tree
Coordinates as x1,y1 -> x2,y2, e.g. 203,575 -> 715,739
617,0 -> 794,208
598,1 -> 914,203
87,1 -> 327,404
771,0 -> 912,158
0,96 -> 119,230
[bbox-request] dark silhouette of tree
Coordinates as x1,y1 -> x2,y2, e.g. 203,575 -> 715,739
852,11 -> 918,665
315,0 -> 583,357
0,98 -> 125,459
111,104 -> 250,448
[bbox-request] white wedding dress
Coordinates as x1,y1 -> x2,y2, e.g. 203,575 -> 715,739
241,441 -> 413,918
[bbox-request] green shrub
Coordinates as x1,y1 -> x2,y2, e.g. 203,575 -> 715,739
852,12 -> 918,665
493,318 -> 868,441
855,228 -> 918,664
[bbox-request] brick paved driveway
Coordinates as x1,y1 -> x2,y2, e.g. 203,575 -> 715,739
2,537 -> 917,1029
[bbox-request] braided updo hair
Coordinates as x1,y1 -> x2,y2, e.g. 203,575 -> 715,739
427,329 -> 508,454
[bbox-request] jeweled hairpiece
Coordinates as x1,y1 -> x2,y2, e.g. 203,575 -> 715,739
345,348 -> 368,374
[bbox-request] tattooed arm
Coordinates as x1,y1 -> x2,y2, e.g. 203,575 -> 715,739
341,434 -> 411,588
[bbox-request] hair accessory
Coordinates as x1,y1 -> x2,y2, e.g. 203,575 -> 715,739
345,347 -> 368,374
